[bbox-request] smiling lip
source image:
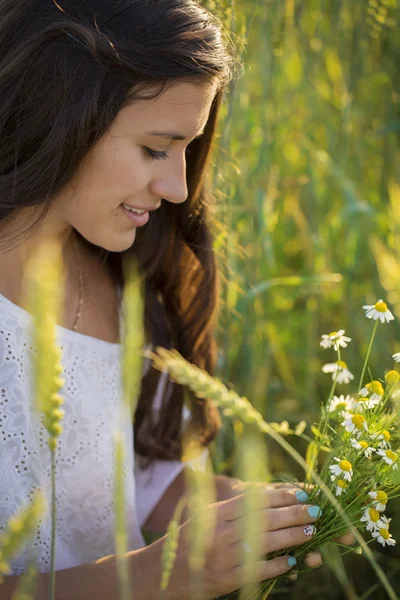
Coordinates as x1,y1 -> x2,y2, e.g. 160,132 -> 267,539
122,203 -> 161,211
121,205 -> 150,226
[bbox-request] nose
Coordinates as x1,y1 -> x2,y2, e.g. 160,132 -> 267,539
149,155 -> 188,205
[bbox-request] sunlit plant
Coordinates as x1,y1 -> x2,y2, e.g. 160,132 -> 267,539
146,298 -> 400,599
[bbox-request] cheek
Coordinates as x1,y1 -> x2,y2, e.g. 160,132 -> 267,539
76,141 -> 149,208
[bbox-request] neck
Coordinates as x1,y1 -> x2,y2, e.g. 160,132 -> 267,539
0,221 -> 78,306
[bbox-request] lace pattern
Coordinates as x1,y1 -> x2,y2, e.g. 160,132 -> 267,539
0,293 -> 208,575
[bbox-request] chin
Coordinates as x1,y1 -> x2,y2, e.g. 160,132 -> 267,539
82,229 -> 137,254
106,231 -> 137,253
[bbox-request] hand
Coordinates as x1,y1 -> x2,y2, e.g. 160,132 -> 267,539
153,486 -> 325,599
227,479 -> 356,571
265,482 -> 356,545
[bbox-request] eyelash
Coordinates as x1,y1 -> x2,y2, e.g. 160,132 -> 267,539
143,147 -> 169,161
142,146 -> 192,161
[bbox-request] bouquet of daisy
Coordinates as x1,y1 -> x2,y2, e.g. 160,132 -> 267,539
296,298 -> 400,556
143,298 -> 400,598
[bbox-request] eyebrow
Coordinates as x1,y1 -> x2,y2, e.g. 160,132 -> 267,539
145,128 -> 205,141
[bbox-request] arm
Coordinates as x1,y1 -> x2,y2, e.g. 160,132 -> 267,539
0,546 -> 168,600
1,554 -> 124,600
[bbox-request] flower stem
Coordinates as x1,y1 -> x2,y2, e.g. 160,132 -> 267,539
49,448 -> 56,600
319,349 -> 341,440
358,320 -> 379,392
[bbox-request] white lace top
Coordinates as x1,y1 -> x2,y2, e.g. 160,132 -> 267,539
0,291 -> 208,576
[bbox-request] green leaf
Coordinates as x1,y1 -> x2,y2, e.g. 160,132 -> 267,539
386,467 -> 400,486
311,425 -> 322,438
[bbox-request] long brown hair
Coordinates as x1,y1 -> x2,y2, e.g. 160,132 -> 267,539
0,0 -> 239,466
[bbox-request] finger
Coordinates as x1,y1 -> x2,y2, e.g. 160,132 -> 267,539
266,504 -> 322,532
268,482 -> 316,491
334,532 -> 356,545
219,488 -> 312,523
229,556 -> 297,587
304,552 -> 322,568
230,522 -> 317,560
263,488 -> 312,509
262,523 -> 317,553
266,482 -> 298,490
230,503 -> 321,543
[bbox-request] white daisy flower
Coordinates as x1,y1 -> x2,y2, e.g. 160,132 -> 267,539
372,527 -> 396,547
329,394 -> 355,414
377,430 -> 392,449
329,457 -> 353,481
320,330 -> 352,351
350,438 -> 376,459
377,515 -> 392,529
377,448 -> 398,469
363,299 -> 394,324
354,394 -> 381,410
360,507 -> 382,532
341,413 -> 368,438
392,352 -> 400,363
322,361 -> 354,384
369,490 -> 388,512
359,386 -> 369,396
335,479 -> 349,496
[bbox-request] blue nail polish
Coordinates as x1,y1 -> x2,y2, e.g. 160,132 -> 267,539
287,556 -> 297,567
295,490 -> 309,502
307,505 -> 322,518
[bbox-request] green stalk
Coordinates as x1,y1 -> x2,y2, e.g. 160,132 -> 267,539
148,348 -> 398,600
48,449 -> 56,600
319,348 -> 342,441
114,432 -> 131,600
358,320 -> 379,392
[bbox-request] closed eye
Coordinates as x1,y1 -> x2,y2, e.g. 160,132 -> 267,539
143,147 -> 169,161
142,146 -> 192,161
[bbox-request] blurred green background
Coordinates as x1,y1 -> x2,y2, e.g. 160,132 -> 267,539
205,0 -> 400,597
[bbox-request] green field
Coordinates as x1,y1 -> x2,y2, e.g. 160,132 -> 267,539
207,0 -> 400,597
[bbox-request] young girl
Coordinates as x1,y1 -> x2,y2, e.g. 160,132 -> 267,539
0,1 -> 354,598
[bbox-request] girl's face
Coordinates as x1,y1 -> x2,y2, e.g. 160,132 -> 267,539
57,80 -> 217,253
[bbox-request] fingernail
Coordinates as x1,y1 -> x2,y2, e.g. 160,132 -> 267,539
295,490 -> 309,502
287,556 -> 297,567
307,505 -> 322,518
304,524 -> 317,537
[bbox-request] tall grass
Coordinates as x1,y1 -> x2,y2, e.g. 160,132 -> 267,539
210,0 -> 400,596
1,1 -> 400,598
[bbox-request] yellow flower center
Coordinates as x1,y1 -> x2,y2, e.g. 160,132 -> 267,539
336,360 -> 347,369
385,370 -> 399,385
351,414 -> 365,429
369,508 -> 380,522
375,300 -> 388,312
336,402 -> 347,410
359,441 -> 368,449
358,397 -> 369,403
366,381 -> 384,395
329,331 -> 338,337
339,460 -> 352,472
379,528 -> 390,540
338,479 -> 348,489
386,450 -> 397,461
376,491 -> 388,503
382,430 -> 391,442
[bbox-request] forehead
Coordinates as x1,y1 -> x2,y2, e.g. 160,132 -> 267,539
117,81 -> 217,135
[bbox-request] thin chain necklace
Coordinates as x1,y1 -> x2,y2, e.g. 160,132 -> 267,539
72,231 -> 84,332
